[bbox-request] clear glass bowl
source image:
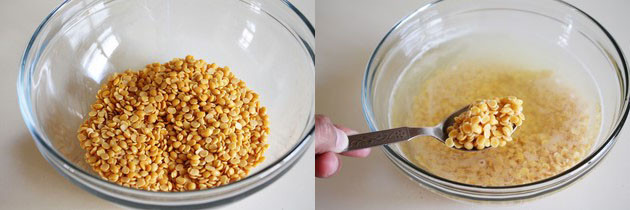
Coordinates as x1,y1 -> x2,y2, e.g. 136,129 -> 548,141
362,0 -> 628,201
17,0 -> 314,208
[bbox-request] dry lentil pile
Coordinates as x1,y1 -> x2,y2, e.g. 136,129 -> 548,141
392,61 -> 599,186
445,96 -> 525,150
77,55 -> 270,191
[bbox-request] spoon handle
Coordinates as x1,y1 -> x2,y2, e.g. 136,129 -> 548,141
345,127 -> 421,151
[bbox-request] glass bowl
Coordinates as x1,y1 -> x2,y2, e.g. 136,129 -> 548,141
362,0 -> 628,202
17,0 -> 314,208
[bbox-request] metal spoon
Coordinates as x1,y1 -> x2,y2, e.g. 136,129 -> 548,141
344,106 -> 483,152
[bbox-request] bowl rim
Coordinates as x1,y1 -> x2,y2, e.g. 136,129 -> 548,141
17,0 -> 315,197
362,0 -> 629,190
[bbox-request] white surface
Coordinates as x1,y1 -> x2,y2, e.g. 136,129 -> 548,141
0,0 -> 314,209
315,0 -> 630,210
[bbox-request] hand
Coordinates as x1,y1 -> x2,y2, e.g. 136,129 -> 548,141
315,114 -> 370,178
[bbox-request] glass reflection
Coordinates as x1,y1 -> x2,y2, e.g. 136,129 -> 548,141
239,20 -> 256,49
82,27 -> 119,82
558,17 -> 573,48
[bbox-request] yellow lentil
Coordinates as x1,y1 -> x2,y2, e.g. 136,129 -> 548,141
445,96 -> 525,150
77,56 -> 270,192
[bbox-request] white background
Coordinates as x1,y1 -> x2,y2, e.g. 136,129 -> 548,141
315,0 -> 630,210
0,0 -> 313,209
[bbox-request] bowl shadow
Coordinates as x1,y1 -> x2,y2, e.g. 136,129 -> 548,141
13,133 -> 114,207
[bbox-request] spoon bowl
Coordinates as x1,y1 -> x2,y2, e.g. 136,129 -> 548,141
438,105 -> 471,142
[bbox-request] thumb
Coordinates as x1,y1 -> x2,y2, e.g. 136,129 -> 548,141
315,115 -> 349,154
